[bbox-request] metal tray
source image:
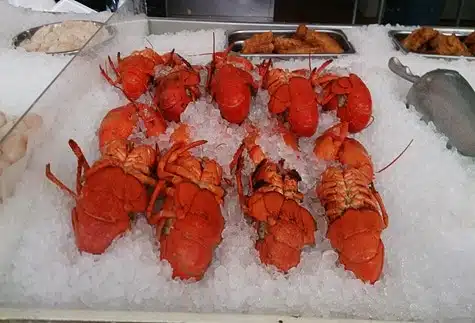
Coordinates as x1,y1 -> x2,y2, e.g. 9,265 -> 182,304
12,20 -> 116,56
389,28 -> 475,61
226,28 -> 356,59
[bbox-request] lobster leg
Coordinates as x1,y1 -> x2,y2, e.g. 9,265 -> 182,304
99,55 -> 121,87
45,138 -> 92,199
45,164 -> 78,199
86,158 -> 157,186
111,53 -> 122,78
67,139 -> 90,195
146,179 -> 167,225
157,140 -> 207,177
164,164 -> 225,201
235,154 -> 248,211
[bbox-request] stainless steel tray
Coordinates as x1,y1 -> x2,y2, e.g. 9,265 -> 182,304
226,28 -> 356,59
389,28 -> 475,61
12,20 -> 116,56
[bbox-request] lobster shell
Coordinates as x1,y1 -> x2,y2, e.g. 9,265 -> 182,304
45,140 -> 154,255
208,49 -> 258,124
100,48 -> 165,101
157,182 -> 224,280
262,61 -> 319,137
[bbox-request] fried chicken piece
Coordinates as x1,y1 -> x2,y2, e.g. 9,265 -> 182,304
464,32 -> 475,55
293,24 -> 344,54
464,31 -> 475,46
294,24 -> 308,40
402,27 -> 439,52
430,34 -> 472,56
273,36 -> 321,54
241,31 -> 275,54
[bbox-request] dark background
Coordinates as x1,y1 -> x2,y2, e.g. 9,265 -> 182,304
144,0 -> 474,27
71,0 -> 474,27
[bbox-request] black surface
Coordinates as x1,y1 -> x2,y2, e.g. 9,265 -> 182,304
146,0 -> 167,17
144,0 -> 475,27
145,0 -> 274,21
58,0 -> 119,12
273,0 -> 354,24
382,0 -> 446,25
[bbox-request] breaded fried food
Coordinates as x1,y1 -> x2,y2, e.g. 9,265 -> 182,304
430,34 -> 472,56
294,24 -> 308,40
464,32 -> 475,55
273,36 -> 321,54
464,31 -> 475,45
293,24 -> 344,54
242,31 -> 274,54
402,27 -> 439,52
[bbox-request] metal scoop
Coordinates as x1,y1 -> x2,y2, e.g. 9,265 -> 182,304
388,56 -> 475,157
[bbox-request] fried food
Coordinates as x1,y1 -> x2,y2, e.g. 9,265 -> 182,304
293,24 -> 344,54
241,31 -> 274,54
429,34 -> 471,56
239,24 -> 344,55
273,36 -> 321,54
401,27 -> 439,52
464,31 -> 475,55
402,27 -> 474,57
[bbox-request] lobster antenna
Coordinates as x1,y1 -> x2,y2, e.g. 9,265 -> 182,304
174,51 -> 193,69
206,32 -> 216,91
313,58 -> 333,75
145,38 -> 155,49
308,53 -> 311,72
212,32 -> 216,60
376,139 -> 414,174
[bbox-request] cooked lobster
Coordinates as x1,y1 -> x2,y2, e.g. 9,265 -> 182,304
207,45 -> 259,124
100,48 -> 166,101
259,59 -> 319,138
313,122 -> 386,283
45,139 -> 157,255
312,59 -> 372,133
230,128 -> 316,272
153,52 -> 201,122
146,140 -> 226,281
98,102 -> 167,153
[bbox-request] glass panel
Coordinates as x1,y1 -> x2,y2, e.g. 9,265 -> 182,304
0,0 -> 144,294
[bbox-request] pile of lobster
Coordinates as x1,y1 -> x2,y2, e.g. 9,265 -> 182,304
45,43 -> 408,284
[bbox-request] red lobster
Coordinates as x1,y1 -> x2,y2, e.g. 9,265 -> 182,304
146,139 -> 226,281
98,102 -> 167,153
207,45 -> 259,124
100,48 -> 166,101
312,59 -> 372,133
259,59 -> 319,138
45,139 -> 157,255
153,52 -> 201,122
314,122 -> 411,283
230,129 -> 316,272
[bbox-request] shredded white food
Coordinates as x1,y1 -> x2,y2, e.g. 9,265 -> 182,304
19,20 -> 101,53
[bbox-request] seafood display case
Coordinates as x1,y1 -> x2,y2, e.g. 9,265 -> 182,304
1,2 -> 474,322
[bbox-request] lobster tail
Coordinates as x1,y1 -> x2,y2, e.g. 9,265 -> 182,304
326,209 -> 385,284
232,133 -> 316,273
158,182 -> 224,280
